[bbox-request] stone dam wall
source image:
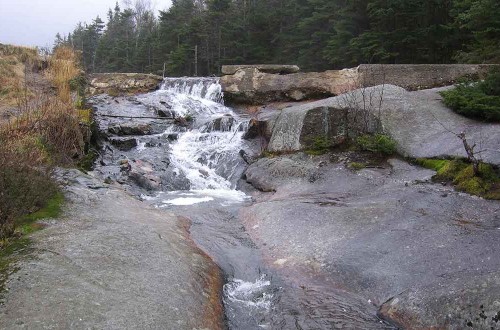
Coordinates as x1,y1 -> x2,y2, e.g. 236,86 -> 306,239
220,64 -> 497,104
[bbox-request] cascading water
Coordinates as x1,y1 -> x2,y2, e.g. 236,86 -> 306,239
135,77 -> 250,205
160,77 -> 224,103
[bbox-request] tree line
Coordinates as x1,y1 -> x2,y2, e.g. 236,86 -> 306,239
55,0 -> 500,76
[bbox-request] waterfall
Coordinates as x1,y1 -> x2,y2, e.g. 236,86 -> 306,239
136,77 -> 249,204
160,77 -> 224,103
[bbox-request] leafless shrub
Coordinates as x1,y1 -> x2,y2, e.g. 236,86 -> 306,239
339,64 -> 387,139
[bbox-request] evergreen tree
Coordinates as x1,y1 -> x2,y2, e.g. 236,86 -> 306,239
56,0 -> 500,75
452,0 -> 500,63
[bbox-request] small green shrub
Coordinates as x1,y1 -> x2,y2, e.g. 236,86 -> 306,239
481,69 -> 500,96
356,134 -> 397,155
78,149 -> 98,172
305,135 -> 333,155
311,136 -> 331,150
440,69 -> 500,122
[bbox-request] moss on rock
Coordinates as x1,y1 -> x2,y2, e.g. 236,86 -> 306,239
416,158 -> 500,199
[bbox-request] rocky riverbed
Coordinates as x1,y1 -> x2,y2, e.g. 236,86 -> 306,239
1,72 -> 499,329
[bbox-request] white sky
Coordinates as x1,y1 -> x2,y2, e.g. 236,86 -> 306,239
0,0 -> 171,48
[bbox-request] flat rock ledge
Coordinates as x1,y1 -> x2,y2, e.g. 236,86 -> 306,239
88,73 -> 163,96
0,169 -> 224,330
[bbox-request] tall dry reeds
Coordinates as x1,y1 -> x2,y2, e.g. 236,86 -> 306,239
46,46 -> 81,104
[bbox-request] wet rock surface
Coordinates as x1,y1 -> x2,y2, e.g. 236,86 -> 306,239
87,78 -> 394,329
109,137 -> 138,151
108,123 -> 153,136
89,94 -> 191,192
242,152 -> 500,329
0,169 -> 224,329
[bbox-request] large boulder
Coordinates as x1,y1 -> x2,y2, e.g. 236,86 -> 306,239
88,73 -> 163,96
127,159 -> 162,191
267,84 -> 500,166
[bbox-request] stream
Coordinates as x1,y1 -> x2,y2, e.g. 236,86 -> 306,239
89,78 -> 396,329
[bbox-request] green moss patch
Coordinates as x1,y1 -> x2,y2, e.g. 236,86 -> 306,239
416,158 -> 500,199
16,192 -> 64,232
348,162 -> 367,170
0,191 -> 63,299
78,149 -> 98,172
416,158 -> 449,172
305,136 -> 335,155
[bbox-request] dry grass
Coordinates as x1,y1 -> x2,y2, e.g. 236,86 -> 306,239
0,44 -> 38,107
0,45 -> 86,239
46,47 -> 81,104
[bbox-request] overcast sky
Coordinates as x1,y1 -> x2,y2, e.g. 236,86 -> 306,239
0,0 -> 171,48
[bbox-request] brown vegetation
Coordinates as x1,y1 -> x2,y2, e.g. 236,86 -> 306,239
0,45 -> 87,242
0,44 -> 39,111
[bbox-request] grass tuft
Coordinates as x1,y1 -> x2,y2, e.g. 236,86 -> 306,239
356,134 -> 397,155
349,162 -> 367,170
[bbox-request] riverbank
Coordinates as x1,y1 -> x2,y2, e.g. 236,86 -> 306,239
0,169 -> 224,329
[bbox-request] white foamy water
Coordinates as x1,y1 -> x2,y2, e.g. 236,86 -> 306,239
223,274 -> 273,310
136,141 -> 146,151
160,77 -> 224,103
162,196 -> 214,206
